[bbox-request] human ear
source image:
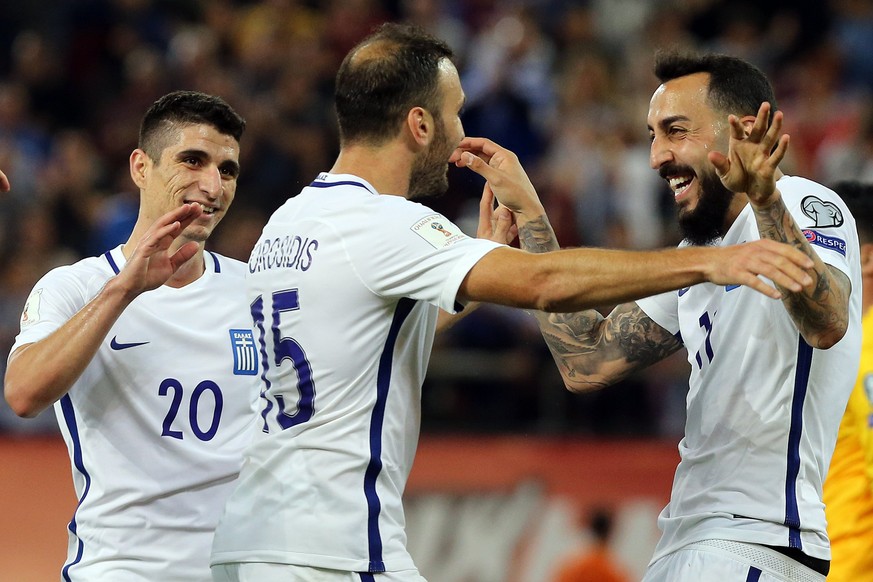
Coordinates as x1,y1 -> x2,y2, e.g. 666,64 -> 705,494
406,107 -> 433,147
129,149 -> 150,189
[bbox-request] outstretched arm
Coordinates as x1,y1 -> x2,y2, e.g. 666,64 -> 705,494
453,137 -> 813,388
5,204 -> 203,417
710,103 -> 851,349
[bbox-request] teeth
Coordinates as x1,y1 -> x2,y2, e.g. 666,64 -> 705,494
668,176 -> 692,194
196,203 -> 215,214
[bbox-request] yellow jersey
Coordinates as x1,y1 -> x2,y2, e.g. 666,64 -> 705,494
823,308 -> 873,581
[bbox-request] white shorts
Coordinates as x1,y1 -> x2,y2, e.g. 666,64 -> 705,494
642,540 -> 826,582
211,563 -> 427,582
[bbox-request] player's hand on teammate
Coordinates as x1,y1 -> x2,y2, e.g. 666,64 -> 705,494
709,102 -> 788,207
115,203 -> 203,298
452,137 -> 545,223
708,238 -> 814,299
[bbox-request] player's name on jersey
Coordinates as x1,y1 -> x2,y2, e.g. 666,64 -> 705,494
249,235 -> 319,273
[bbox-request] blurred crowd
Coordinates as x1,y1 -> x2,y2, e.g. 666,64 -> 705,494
1,0 -> 871,436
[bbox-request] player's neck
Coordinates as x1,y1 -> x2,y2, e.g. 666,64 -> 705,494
330,143 -> 412,198
121,232 -> 206,288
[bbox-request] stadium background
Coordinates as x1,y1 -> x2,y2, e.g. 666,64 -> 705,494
0,0 -> 871,580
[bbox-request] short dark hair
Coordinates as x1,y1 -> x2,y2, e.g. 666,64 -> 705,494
334,23 -> 453,146
139,90 -> 246,161
654,51 -> 777,122
831,181 -> 873,244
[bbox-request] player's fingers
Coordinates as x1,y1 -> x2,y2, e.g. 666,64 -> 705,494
477,185 -> 496,238
491,205 -> 514,244
457,136 -> 501,160
769,134 -> 790,167
747,102 -> 771,141
708,151 -> 730,177
460,151 -> 500,182
169,241 -> 200,271
0,169 -> 10,192
739,273 -> 783,300
727,114 -> 745,140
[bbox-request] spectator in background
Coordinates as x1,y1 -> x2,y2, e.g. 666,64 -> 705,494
552,507 -> 630,582
822,180 -> 873,582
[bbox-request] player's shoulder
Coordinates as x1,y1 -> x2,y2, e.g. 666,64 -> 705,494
39,251 -> 116,286
779,175 -> 840,204
204,251 -> 247,279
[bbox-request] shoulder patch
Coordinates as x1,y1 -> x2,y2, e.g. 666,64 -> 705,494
229,329 -> 258,375
411,213 -> 466,249
802,229 -> 847,256
801,195 -> 843,227
21,289 -> 43,328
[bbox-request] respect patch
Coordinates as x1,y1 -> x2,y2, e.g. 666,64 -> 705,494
802,229 -> 847,256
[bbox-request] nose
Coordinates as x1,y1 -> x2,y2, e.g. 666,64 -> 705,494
201,165 -> 222,198
649,136 -> 673,170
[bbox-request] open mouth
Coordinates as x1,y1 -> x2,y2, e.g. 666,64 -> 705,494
668,175 -> 694,199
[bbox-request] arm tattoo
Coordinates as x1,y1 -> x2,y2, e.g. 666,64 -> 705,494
536,303 -> 681,390
518,215 -> 560,254
753,200 -> 850,345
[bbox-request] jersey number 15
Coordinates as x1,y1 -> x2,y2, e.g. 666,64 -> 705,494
251,289 -> 315,431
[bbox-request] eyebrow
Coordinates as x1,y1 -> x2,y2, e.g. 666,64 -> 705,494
648,115 -> 691,132
176,149 -> 240,176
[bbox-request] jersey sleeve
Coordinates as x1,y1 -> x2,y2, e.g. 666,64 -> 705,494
10,264 -> 98,355
636,290 -> 681,336
785,178 -> 858,277
346,197 -> 503,313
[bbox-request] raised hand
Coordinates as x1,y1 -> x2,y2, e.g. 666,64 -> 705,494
451,137 -> 544,221
476,184 -> 518,245
116,203 -> 203,297
708,102 -> 789,206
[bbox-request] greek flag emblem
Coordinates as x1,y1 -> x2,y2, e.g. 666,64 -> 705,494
230,329 -> 258,375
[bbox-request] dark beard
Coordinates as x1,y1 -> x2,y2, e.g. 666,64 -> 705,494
408,120 -> 452,201
677,168 -> 735,246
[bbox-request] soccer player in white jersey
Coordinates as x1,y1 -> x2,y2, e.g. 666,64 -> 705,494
209,25 -> 816,582
4,91 -> 260,581
489,52 -> 862,582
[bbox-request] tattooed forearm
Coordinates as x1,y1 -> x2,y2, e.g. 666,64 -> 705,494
752,198 -> 850,347
535,304 -> 681,392
518,214 -> 560,254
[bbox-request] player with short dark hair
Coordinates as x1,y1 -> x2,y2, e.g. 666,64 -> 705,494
4,90 -> 259,581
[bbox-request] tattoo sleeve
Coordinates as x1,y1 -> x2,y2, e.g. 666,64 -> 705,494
518,216 -> 681,391
518,214 -> 560,254
753,198 -> 850,347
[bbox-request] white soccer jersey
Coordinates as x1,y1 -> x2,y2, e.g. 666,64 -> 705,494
636,176 -> 863,563
210,173 -> 502,573
11,247 -> 260,582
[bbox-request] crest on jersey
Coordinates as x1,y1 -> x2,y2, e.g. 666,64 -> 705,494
229,329 -> 258,375
801,195 -> 843,227
411,213 -> 465,249
20,289 -> 43,328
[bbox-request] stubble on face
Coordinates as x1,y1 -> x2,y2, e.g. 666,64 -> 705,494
408,116 -> 454,201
